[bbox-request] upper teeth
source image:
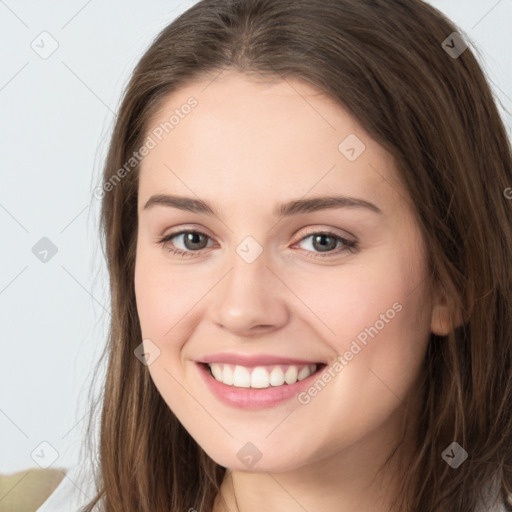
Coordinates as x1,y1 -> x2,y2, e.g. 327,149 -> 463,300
208,363 -> 317,388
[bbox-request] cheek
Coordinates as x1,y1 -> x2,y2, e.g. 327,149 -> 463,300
287,247 -> 428,341
286,244 -> 431,387
134,264 -> 166,340
134,247 -> 201,342
282,253 -> 431,447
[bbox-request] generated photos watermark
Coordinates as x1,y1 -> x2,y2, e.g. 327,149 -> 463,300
297,301 -> 403,405
93,96 -> 198,199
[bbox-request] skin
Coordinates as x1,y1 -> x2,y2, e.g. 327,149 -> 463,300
134,70 -> 451,511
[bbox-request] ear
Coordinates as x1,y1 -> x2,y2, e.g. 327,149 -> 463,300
430,291 -> 465,336
430,298 -> 451,336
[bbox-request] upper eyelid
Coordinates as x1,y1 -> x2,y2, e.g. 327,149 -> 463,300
160,227 -> 355,247
161,222 -> 355,238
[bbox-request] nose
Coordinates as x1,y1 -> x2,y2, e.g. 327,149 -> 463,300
208,247 -> 290,337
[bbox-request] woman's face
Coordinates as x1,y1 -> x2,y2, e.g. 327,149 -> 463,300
134,70 -> 447,473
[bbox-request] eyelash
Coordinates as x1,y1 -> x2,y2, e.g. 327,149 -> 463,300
157,228 -> 358,260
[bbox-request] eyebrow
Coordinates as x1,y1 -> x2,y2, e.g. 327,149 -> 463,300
143,194 -> 383,217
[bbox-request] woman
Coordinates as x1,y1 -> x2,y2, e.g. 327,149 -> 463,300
40,0 -> 512,510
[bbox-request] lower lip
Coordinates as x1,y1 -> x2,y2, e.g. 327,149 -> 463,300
196,362 -> 325,410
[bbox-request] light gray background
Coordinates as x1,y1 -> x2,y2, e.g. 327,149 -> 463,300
1,0 -> 511,474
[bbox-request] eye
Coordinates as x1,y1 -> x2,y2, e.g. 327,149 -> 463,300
293,229 -> 358,259
158,229 -> 213,258
158,228 -> 358,259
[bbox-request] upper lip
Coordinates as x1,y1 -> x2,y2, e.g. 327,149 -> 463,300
197,353 -> 325,367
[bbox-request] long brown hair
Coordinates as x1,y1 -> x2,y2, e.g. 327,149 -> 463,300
81,0 -> 512,510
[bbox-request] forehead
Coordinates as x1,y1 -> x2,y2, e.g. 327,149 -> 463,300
138,71 -> 405,215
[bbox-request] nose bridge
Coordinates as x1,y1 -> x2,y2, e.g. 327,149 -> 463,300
230,236 -> 268,293
209,234 -> 289,334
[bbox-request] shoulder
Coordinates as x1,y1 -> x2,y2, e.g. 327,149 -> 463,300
0,468 -> 66,511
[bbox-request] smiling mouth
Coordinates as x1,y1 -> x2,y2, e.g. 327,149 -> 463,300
202,362 -> 327,389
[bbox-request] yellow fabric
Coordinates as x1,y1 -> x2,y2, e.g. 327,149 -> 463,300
0,468 -> 66,512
